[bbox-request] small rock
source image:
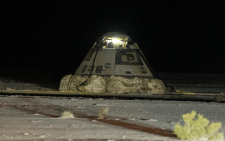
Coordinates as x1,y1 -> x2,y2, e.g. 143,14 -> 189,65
60,111 -> 74,118
39,135 -> 45,138
24,133 -> 29,135
6,87 -> 14,90
31,120 -> 42,123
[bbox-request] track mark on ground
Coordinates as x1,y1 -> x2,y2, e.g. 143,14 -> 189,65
0,98 -> 178,139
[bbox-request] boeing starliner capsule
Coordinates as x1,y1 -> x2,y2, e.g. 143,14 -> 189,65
75,32 -> 155,79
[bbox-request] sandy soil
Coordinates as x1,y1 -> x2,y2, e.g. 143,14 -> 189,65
0,95 -> 225,140
0,70 -> 225,140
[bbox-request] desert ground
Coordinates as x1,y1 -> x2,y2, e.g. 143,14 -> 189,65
0,69 -> 225,140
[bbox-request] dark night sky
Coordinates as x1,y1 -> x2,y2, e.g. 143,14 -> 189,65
2,1 -> 225,74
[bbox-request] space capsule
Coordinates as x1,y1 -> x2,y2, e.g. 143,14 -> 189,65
75,32 -> 155,79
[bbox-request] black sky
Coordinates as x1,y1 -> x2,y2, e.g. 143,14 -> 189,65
2,1 -> 225,74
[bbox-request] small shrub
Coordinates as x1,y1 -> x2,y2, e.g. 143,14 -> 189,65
98,107 -> 109,119
174,111 -> 224,141
60,111 -> 74,118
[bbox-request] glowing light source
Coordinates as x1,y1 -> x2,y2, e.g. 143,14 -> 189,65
112,38 -> 121,44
